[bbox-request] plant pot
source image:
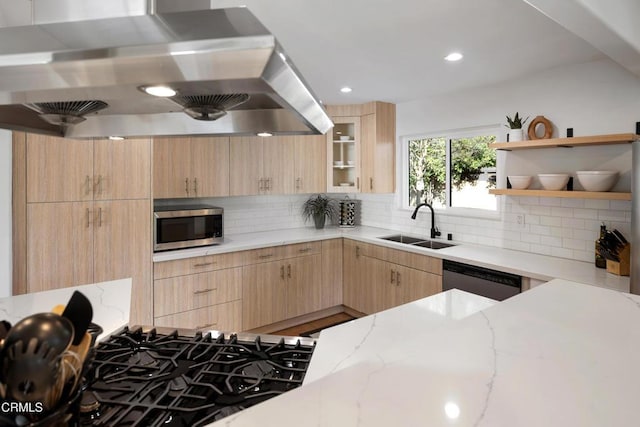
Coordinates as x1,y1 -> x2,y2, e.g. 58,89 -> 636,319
313,213 -> 326,229
508,129 -> 524,142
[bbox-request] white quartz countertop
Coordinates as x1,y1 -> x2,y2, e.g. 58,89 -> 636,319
210,280 -> 640,427
153,226 -> 630,292
0,278 -> 131,341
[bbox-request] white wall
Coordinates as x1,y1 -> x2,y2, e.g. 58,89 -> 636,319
360,57 -> 640,263
0,130 -> 11,297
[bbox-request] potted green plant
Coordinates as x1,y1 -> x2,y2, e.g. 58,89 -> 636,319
505,112 -> 529,142
302,194 -> 338,229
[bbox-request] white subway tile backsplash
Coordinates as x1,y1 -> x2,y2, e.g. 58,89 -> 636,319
540,235 -> 563,247
540,216 -> 563,227
196,192 -> 629,264
551,207 -> 573,217
573,208 -> 599,219
538,197 -> 563,207
584,199 -> 610,210
611,200 -> 632,211
560,198 -> 585,208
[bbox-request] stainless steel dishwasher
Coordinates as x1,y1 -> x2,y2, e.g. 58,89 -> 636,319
442,259 -> 522,301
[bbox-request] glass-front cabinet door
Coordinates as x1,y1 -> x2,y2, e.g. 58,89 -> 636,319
327,116 -> 360,193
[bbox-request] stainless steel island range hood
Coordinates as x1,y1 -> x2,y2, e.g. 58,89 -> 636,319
0,0 -> 333,138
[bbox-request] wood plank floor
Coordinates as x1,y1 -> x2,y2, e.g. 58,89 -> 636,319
271,313 -> 355,337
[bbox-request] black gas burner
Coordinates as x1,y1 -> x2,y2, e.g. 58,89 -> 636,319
79,326 -> 315,426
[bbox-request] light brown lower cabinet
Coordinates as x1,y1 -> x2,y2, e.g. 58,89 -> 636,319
242,253 -> 322,330
343,239 -> 442,315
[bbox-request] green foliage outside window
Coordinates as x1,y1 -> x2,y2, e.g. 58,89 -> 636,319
409,135 -> 496,207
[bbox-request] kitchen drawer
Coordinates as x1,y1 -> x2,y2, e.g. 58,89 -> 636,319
347,239 -> 442,275
383,247 -> 442,275
242,242 -> 321,265
154,300 -> 242,331
154,251 -> 243,279
154,267 -> 242,317
283,241 -> 321,258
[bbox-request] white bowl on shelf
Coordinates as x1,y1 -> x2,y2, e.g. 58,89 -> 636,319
507,175 -> 532,190
333,160 -> 344,167
576,170 -> 619,192
339,135 -> 351,141
538,173 -> 570,191
347,160 -> 354,166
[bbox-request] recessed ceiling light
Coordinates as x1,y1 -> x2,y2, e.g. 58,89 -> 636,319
340,86 -> 352,93
257,132 -> 273,137
444,52 -> 463,62
141,85 -> 177,97
108,136 -> 124,141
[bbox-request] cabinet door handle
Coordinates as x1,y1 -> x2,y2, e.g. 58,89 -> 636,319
280,265 -> 285,280
86,208 -> 92,228
287,264 -> 291,278
193,177 -> 198,197
355,246 -> 360,258
193,261 -> 215,268
85,175 -> 91,195
259,178 -> 264,191
357,177 -> 360,190
94,175 -> 103,195
98,207 -> 102,227
258,254 -> 274,259
396,272 -> 401,286
185,178 -> 190,196
296,177 -> 301,190
267,177 -> 272,190
193,288 -> 215,295
390,269 -> 395,284
196,323 -> 216,330
370,177 -> 373,190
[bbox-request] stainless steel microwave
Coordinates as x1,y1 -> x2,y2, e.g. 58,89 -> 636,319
154,205 -> 223,252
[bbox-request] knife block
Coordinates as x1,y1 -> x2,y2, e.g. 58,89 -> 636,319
606,243 -> 630,276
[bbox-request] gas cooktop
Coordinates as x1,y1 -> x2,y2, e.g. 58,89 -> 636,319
78,326 -> 316,426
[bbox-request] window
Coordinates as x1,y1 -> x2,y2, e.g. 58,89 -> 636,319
405,127 -> 498,212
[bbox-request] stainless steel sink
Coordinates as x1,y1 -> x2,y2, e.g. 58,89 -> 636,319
379,234 -> 426,244
411,240 -> 456,249
378,234 -> 456,250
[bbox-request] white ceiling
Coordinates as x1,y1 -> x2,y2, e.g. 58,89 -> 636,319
214,0 -> 604,105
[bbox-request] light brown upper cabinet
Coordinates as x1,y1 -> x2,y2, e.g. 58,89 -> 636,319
229,135 -> 326,196
16,133 -> 153,325
294,135 -> 326,194
325,102 -> 396,194
27,134 -> 151,202
153,136 -> 229,198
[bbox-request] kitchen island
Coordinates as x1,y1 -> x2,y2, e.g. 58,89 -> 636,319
209,279 -> 640,426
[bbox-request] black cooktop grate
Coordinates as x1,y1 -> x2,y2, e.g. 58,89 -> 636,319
80,327 -> 315,426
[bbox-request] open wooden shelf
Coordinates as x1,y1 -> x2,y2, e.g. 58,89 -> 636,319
489,189 -> 631,200
490,133 -> 638,151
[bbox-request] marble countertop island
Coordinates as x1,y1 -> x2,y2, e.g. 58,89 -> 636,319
210,279 -> 640,427
0,278 -> 131,341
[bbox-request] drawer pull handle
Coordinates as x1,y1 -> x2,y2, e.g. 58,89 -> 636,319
259,254 -> 274,259
287,264 -> 291,278
193,262 -> 215,268
280,265 -> 285,280
298,248 -> 311,253
193,288 -> 215,295
390,269 -> 395,284
196,323 -> 216,329
397,272 -> 401,286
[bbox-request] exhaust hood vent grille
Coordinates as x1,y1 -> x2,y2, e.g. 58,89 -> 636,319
27,100 -> 109,126
171,93 -> 250,121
